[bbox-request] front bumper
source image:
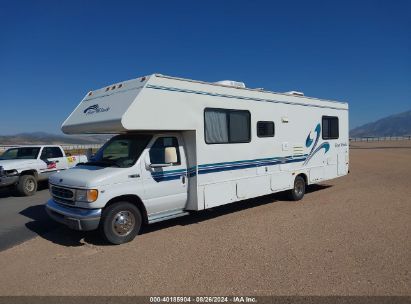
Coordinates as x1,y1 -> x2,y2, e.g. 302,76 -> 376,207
45,199 -> 102,231
0,175 -> 19,187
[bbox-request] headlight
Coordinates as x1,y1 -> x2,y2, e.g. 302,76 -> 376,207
76,189 -> 98,203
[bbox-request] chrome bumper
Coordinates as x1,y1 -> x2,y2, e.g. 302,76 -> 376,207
45,199 -> 102,231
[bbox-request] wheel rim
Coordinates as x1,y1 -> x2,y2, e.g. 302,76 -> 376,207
111,211 -> 135,237
25,179 -> 35,192
295,179 -> 304,196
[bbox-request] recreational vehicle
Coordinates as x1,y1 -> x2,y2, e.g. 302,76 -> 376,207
45,74 -> 349,244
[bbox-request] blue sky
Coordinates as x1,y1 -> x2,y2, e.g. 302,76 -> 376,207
0,0 -> 410,134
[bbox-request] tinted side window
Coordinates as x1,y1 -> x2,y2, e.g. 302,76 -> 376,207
41,147 -> 63,159
204,109 -> 229,144
257,121 -> 275,137
228,111 -> 251,142
49,147 -> 63,158
150,137 -> 181,165
204,108 -> 251,144
40,148 -> 47,160
322,116 -> 339,139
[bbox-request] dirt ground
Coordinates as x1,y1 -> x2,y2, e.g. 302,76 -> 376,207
0,141 -> 410,296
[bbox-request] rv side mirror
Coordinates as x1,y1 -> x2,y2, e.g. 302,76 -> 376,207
147,147 -> 177,169
164,147 -> 177,164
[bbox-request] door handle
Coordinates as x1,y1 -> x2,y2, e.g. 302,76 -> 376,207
128,174 -> 140,178
181,175 -> 186,184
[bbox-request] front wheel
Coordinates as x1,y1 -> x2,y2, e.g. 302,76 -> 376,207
100,201 -> 142,245
16,175 -> 38,196
288,175 -> 306,201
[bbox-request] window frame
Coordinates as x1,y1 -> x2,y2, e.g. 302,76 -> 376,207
257,121 -> 275,138
204,107 -> 251,145
322,116 -> 339,140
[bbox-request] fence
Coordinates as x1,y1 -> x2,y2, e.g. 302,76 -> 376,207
350,136 -> 411,142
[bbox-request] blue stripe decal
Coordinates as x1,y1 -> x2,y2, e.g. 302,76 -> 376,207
198,156 -> 306,175
198,155 -> 306,169
146,85 -> 347,111
151,168 -> 187,182
150,154 -> 308,182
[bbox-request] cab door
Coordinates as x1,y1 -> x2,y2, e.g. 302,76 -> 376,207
39,147 -> 66,173
141,135 -> 188,215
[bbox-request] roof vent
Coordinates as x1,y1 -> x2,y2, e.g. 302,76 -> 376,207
285,91 -> 304,96
215,80 -> 246,88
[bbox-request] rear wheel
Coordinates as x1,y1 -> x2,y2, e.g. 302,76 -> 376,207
100,201 -> 142,245
288,175 -> 306,201
16,175 -> 37,196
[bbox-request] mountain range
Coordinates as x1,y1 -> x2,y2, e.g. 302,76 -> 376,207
350,109 -> 411,137
0,132 -> 110,145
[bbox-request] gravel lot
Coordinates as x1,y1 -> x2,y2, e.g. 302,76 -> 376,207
0,141 -> 410,296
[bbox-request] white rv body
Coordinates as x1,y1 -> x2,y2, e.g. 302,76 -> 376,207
46,74 -> 349,243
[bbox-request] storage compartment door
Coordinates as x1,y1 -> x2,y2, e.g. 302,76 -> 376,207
271,172 -> 291,192
204,182 -> 236,209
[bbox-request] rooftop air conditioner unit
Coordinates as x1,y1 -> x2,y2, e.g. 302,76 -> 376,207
215,80 -> 246,88
285,91 -> 304,96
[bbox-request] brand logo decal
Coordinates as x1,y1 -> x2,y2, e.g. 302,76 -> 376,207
83,104 -> 110,115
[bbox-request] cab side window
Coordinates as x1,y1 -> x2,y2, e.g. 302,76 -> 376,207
49,147 -> 63,158
40,148 -> 48,160
40,147 -> 63,159
149,137 -> 181,165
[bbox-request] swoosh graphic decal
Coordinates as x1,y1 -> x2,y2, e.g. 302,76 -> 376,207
304,123 -> 329,165
303,142 -> 330,165
305,131 -> 314,148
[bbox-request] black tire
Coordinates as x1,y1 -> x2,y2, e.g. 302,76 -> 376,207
100,201 -> 142,245
288,175 -> 306,201
16,175 -> 38,196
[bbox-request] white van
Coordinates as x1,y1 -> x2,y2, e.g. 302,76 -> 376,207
46,74 -> 349,244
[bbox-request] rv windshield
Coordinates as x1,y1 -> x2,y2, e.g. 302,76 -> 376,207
0,147 -> 41,160
83,134 -> 152,168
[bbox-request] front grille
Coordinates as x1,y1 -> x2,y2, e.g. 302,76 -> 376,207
54,197 -> 76,205
51,186 -> 74,200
